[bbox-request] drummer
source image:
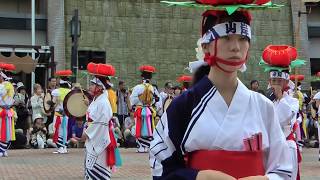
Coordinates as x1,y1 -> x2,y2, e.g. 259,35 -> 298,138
51,70 -> 72,154
84,63 -> 121,179
0,63 -> 16,157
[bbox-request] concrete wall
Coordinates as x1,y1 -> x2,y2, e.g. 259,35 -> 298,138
65,0 -> 295,89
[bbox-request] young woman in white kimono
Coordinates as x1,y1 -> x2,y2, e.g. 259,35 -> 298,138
0,64 -> 16,157
84,63 -> 119,180
269,71 -> 300,180
312,92 -> 320,161
150,6 -> 293,180
130,65 -> 162,153
260,44 -> 306,180
51,70 -> 72,154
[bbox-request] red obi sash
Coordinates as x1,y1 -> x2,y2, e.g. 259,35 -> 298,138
187,150 -> 265,179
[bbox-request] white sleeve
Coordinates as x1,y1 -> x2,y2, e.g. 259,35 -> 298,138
0,84 -> 7,97
51,89 -> 60,97
130,85 -> 144,106
154,88 -> 163,112
150,112 -> 176,177
275,98 -> 296,127
265,103 -> 293,180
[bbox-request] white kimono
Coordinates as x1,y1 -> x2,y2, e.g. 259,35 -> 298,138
150,76 -> 293,180
274,93 -> 299,180
84,91 -> 112,180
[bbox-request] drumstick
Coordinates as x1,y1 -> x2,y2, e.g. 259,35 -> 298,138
79,85 -> 88,102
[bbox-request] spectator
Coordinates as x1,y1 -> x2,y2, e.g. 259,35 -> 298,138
173,86 -> 182,98
45,77 -> 57,130
14,82 -> 31,134
46,122 -> 57,148
123,111 -> 136,148
30,114 -> 47,149
250,80 -> 265,95
116,80 -> 130,129
31,84 -> 47,123
160,82 -> 174,101
47,77 -> 57,91
68,119 -> 85,148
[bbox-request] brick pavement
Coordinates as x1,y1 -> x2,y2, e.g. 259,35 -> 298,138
0,148 -> 319,180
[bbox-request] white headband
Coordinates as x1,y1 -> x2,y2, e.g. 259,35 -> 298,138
202,21 -> 251,44
59,79 -> 71,88
269,71 -> 290,80
314,92 -> 320,100
90,77 -> 106,90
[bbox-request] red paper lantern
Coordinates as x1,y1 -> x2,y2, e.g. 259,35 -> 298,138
196,0 -> 270,5
177,75 -> 193,83
316,72 -> 320,77
139,65 -> 156,73
55,70 -> 72,77
290,75 -> 304,81
0,63 -> 16,71
262,45 -> 297,67
87,62 -> 116,77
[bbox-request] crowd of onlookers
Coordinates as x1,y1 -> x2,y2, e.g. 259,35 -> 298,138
9,77 -> 319,150
10,78 -> 185,150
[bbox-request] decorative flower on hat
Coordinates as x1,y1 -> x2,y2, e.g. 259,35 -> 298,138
87,62 -> 116,77
177,75 -> 193,83
290,75 -> 304,81
139,65 -> 156,73
0,63 -> 16,72
161,1 -> 282,15
55,70 -> 72,77
259,45 -> 305,72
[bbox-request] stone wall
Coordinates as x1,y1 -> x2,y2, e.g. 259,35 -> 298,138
64,0 -> 295,89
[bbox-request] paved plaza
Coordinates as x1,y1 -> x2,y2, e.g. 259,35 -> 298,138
0,148 -> 319,180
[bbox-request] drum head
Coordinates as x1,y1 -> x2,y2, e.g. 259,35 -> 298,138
163,96 -> 173,112
63,89 -> 92,118
43,92 -> 53,113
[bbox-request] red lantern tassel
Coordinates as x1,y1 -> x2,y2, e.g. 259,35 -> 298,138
134,107 -> 142,138
0,109 -> 7,142
106,126 -> 116,167
53,116 -> 62,143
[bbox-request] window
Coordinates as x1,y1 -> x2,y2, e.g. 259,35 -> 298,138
78,51 -> 106,70
310,58 -> 320,75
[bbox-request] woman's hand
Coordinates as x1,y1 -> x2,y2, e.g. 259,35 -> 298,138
271,85 -> 283,100
238,176 -> 268,180
196,170 -> 236,180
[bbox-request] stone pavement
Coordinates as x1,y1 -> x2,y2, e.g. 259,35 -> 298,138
0,148 -> 319,180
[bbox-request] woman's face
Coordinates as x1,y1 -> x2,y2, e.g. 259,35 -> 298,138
270,78 -> 287,89
20,89 -> 26,95
174,89 -> 181,96
36,87 -> 42,95
89,83 -> 102,95
206,34 -> 249,72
